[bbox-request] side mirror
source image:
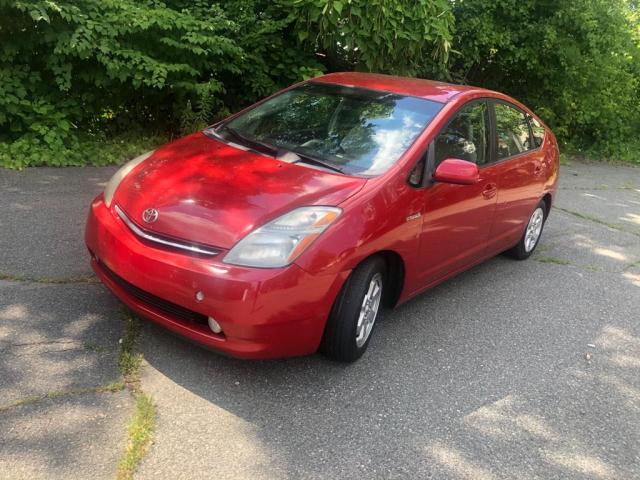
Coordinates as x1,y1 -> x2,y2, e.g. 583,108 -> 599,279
432,158 -> 479,185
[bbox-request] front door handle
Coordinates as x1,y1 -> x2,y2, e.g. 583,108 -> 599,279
482,183 -> 497,199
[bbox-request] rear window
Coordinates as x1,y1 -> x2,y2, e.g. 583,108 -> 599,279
494,102 -> 534,159
528,115 -> 546,148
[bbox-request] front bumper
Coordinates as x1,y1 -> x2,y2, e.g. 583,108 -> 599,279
85,195 -> 349,359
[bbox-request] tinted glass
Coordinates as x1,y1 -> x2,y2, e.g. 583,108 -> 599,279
528,114 -> 545,148
495,103 -> 533,159
224,83 -> 443,175
435,101 -> 490,166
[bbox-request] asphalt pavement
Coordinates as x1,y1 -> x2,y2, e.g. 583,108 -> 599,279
1,160 -> 639,479
0,166 -> 131,479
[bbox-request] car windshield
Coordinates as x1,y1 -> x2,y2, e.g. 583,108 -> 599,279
219,82 -> 443,176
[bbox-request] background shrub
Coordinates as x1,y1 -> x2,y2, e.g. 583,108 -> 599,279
291,0 -> 454,77
450,0 -> 640,162
0,0 -> 322,167
0,0 -> 639,168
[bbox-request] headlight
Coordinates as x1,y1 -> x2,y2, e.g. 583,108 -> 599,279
224,206 -> 342,268
103,151 -> 154,207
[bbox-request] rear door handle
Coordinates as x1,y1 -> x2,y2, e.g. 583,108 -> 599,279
534,163 -> 543,175
482,183 -> 497,199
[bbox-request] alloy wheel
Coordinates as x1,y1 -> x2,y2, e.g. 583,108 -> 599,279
524,207 -> 545,252
355,273 -> 383,348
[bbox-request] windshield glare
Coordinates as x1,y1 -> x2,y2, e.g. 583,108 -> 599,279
223,83 -> 443,176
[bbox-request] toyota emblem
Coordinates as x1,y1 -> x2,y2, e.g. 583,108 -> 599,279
142,208 -> 159,224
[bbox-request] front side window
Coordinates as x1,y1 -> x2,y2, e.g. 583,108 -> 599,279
434,101 -> 490,166
408,156 -> 426,187
528,115 -> 545,148
494,103 -> 533,159
220,83 -> 443,176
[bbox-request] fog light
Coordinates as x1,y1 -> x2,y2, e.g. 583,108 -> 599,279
208,316 -> 222,334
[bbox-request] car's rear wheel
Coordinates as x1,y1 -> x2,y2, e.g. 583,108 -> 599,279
320,256 -> 386,362
506,200 -> 547,260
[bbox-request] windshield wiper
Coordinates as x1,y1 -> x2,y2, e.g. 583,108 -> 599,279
287,150 -> 345,174
214,125 -> 344,174
217,124 -> 278,156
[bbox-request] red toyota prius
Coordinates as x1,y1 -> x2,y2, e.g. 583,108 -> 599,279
86,72 -> 559,362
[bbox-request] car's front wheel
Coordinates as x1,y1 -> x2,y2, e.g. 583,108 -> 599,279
506,200 -> 547,260
320,256 -> 386,362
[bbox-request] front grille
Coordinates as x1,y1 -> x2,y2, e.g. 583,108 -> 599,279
97,260 -> 209,327
114,205 -> 221,257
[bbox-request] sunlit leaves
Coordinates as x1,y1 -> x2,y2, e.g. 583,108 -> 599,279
1,0 -> 639,167
451,0 -> 640,161
290,0 -> 454,77
0,0 -> 322,167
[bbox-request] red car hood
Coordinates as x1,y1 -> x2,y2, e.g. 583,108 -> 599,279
114,132 -> 366,250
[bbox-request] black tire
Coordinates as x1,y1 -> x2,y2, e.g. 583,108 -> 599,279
505,200 -> 547,260
320,256 -> 386,362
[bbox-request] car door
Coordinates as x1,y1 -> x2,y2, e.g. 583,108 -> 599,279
416,100 -> 500,290
486,101 -> 546,254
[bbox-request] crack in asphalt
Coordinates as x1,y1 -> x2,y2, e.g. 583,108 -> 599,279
560,186 -> 639,191
533,255 -> 640,275
554,206 -> 640,238
7,347 -> 99,357
1,340 -> 115,356
0,382 -> 125,412
5,339 -> 78,347
0,273 -> 99,285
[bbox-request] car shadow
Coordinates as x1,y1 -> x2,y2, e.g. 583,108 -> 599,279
139,249 -> 640,478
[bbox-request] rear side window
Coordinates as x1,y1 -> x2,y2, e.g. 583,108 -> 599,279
494,103 -> 533,159
528,115 -> 545,148
434,101 -> 491,166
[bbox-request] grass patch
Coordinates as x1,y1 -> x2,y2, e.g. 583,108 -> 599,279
115,308 -> 157,480
621,182 -> 638,191
118,310 -> 143,383
1,133 -> 166,170
554,207 -> 639,236
624,260 -> 640,271
536,256 -> 572,266
84,342 -> 112,354
34,275 -> 99,284
584,265 -> 603,272
117,393 -> 157,480
556,208 -> 619,229
0,272 -> 99,284
0,395 -> 42,412
0,382 -> 125,412
535,244 -> 550,254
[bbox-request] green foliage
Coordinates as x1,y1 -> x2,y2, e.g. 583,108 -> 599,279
0,0 -> 322,168
291,0 -> 454,76
0,132 -> 165,169
450,0 -> 640,162
1,0 -> 639,168
117,393 -> 156,480
2,1 -> 237,134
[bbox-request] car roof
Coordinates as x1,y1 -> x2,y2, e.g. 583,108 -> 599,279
312,72 -> 489,103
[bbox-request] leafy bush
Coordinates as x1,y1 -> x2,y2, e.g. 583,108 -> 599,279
1,0 -> 639,168
0,0 -> 322,168
291,0 -> 454,77
450,0 -> 640,161
0,133 -> 165,169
